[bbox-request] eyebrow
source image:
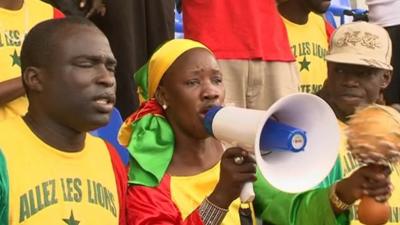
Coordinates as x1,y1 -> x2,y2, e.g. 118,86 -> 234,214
73,55 -> 117,64
189,68 -> 220,74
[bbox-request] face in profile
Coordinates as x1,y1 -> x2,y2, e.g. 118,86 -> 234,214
40,25 -> 117,131
305,0 -> 331,14
158,48 -> 225,139
326,62 -> 391,117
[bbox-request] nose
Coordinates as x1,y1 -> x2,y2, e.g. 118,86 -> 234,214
341,73 -> 360,87
97,66 -> 115,88
202,81 -> 221,101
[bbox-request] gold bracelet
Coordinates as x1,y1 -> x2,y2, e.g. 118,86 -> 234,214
198,197 -> 228,225
329,183 -> 351,211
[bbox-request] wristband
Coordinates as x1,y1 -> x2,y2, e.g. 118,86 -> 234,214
329,183 -> 351,211
199,197 -> 228,225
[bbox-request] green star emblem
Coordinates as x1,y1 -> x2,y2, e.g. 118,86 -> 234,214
62,210 -> 80,225
299,56 -> 311,71
10,49 -> 21,67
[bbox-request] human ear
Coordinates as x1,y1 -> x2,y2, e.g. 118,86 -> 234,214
381,70 -> 392,89
22,67 -> 44,93
155,86 -> 169,107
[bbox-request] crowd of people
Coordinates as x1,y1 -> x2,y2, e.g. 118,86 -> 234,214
0,0 -> 399,225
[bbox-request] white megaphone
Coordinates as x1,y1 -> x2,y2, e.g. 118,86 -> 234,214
204,93 -> 340,203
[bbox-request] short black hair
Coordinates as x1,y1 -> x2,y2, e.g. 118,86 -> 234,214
20,17 -> 97,73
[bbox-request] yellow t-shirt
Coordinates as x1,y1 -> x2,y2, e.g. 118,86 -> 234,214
0,117 -> 120,225
282,13 -> 330,94
171,163 -> 256,225
0,0 -> 58,121
338,121 -> 400,224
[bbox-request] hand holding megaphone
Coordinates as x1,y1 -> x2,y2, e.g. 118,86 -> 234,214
218,141 -> 257,203
208,148 -> 257,208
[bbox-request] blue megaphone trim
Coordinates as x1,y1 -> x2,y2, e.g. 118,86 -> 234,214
204,106 -> 223,136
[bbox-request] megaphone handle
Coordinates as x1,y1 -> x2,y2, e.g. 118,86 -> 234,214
240,182 -> 255,203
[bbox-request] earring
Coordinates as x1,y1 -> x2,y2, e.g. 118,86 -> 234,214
162,104 -> 168,110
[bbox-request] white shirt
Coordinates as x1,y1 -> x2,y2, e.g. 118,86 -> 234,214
366,0 -> 400,27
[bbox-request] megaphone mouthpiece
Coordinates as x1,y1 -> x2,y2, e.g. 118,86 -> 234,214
204,105 -> 223,136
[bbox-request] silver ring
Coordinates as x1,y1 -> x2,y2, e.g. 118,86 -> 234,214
375,195 -> 386,202
234,156 -> 244,165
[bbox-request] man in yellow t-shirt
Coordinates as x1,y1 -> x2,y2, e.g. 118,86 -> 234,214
278,0 -> 334,94
0,0 -> 63,121
0,17 -> 127,225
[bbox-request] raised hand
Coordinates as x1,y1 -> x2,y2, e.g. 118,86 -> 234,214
208,147 -> 257,209
334,164 -> 392,206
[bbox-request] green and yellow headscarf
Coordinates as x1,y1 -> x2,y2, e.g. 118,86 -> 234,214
119,39 -> 210,187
